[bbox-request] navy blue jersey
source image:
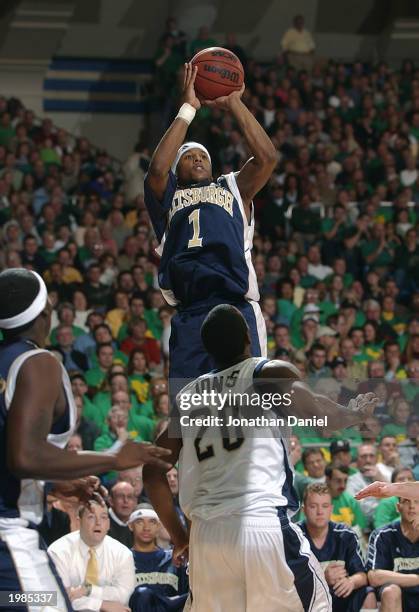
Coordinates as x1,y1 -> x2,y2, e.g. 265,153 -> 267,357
0,339 -> 75,524
130,548 -> 188,612
299,521 -> 366,575
367,521 -> 419,610
300,521 -> 369,612
144,170 -> 259,309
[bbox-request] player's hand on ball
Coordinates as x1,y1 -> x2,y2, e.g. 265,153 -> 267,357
202,83 -> 245,111
182,63 -> 201,110
355,481 -> 393,500
115,440 -> 172,470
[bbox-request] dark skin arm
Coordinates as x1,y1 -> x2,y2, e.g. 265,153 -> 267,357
7,353 -> 171,480
256,360 -> 378,430
146,63 -> 201,201
203,90 -> 277,217
143,426 -> 188,566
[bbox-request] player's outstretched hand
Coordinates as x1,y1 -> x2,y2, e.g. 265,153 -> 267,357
347,392 -> 379,419
202,83 -> 245,111
172,534 -> 189,567
115,440 -> 172,471
182,63 -> 201,110
355,481 -> 393,500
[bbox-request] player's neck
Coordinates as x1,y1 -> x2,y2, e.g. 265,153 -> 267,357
134,542 -> 159,553
21,331 -> 44,349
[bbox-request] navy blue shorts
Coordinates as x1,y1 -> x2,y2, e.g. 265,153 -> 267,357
168,299 -> 266,384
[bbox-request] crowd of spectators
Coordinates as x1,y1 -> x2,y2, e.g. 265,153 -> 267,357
3,13 -> 419,610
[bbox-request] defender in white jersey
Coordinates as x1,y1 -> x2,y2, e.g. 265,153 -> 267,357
144,305 -> 378,612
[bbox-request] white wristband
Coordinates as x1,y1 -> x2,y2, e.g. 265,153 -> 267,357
177,103 -> 196,125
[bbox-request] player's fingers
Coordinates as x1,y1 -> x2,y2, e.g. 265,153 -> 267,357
148,445 -> 172,457
183,63 -> 189,89
190,64 -> 198,85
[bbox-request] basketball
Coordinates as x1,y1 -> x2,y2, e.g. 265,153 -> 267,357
191,47 -> 244,100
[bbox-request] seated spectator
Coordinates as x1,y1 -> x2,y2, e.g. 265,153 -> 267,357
300,483 -> 376,611
347,444 -> 387,529
189,25 -> 217,56
53,324 -> 89,372
82,263 -> 111,310
73,311 -> 105,364
85,343 -> 118,389
381,397 -> 411,442
48,501 -> 135,612
398,415 -> 419,467
108,482 -> 137,548
376,435 -> 401,482
307,343 -> 331,381
294,448 -> 326,500
325,464 -> 366,530
367,496 -> 419,612
128,505 -> 188,612
120,318 -> 161,368
117,467 -> 144,503
374,467 -> 415,529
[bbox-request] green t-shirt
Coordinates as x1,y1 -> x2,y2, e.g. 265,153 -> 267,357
277,299 -> 297,324
331,491 -> 366,529
85,367 -> 106,389
374,497 -> 400,528
361,239 -> 394,268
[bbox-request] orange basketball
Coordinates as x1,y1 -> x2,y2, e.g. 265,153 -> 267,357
191,47 -> 244,101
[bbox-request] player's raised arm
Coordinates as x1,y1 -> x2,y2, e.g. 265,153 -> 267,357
146,63 -> 201,201
203,87 -> 277,210
255,360 -> 378,430
7,353 -> 172,480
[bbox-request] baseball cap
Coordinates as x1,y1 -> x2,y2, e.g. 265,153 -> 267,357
128,507 -> 159,524
330,440 -> 351,455
329,356 -> 347,368
316,326 -> 337,339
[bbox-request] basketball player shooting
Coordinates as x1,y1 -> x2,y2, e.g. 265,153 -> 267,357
0,268 -> 171,610
145,62 -> 277,381
143,305 -> 378,612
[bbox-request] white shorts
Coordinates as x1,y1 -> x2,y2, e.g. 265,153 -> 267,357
0,520 -> 71,612
188,513 -> 331,612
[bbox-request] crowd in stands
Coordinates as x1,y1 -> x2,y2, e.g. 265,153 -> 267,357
2,12 -> 419,611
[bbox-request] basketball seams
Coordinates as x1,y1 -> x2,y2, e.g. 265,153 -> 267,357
193,59 -> 244,78
195,72 -> 243,90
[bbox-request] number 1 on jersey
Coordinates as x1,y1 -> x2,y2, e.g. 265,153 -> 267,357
188,209 -> 203,248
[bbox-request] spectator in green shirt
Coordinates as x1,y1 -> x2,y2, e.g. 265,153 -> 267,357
361,222 -> 394,274
85,342 -> 117,389
381,397 -> 411,442
373,466 -> 414,528
326,464 -> 366,529
189,25 -> 217,57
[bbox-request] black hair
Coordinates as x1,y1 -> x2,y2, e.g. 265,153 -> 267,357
0,269 -> 42,339
325,463 -> 349,478
201,304 -> 249,364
